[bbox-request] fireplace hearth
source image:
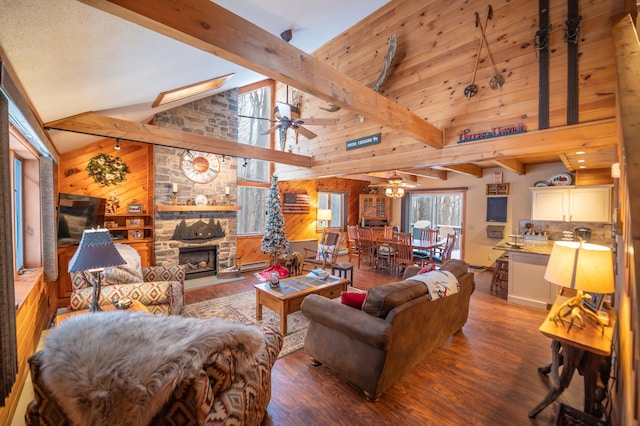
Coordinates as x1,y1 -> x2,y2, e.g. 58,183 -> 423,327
179,245 -> 218,279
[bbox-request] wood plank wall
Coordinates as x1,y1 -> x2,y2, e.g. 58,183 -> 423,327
57,139 -> 154,213
237,177 -> 367,266
276,0 -> 622,178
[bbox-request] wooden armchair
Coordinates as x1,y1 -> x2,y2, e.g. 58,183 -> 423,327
301,229 -> 343,271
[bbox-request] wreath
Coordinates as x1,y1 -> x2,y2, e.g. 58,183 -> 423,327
86,153 -> 128,186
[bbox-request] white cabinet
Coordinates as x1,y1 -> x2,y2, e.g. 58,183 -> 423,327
508,252 -> 558,309
531,185 -> 612,223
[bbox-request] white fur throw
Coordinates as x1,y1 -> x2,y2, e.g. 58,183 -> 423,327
103,243 -> 144,284
41,311 -> 264,425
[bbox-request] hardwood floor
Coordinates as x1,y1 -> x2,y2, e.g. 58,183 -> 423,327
185,258 -> 586,425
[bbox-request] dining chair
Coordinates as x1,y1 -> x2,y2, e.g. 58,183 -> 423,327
433,233 -> 457,267
391,232 -> 414,276
413,229 -> 439,266
376,228 -> 395,274
347,225 -> 360,262
356,228 -> 377,270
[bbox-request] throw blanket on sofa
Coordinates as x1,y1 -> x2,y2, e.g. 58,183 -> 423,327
40,311 -> 264,426
406,270 -> 460,300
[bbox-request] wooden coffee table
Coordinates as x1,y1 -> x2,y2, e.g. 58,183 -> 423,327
255,275 -> 348,334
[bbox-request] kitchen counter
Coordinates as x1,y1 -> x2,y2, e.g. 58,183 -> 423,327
493,239 -> 554,256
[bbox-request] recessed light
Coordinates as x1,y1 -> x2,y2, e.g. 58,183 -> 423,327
579,165 -> 587,169
577,159 -> 585,163
576,151 -> 586,155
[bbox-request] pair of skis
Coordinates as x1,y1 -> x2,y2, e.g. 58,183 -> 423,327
537,0 -> 581,129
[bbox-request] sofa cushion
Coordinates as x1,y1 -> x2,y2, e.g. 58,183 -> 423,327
362,280 -> 428,318
439,259 -> 469,278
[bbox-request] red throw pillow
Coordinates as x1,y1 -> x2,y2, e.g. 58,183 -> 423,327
419,263 -> 436,274
341,291 -> 366,309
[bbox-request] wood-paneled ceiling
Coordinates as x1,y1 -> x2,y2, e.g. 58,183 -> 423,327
1,0 -> 622,182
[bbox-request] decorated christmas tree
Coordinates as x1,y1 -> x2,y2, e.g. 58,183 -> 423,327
261,174 -> 289,266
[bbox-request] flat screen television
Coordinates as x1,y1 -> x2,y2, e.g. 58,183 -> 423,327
57,193 -> 106,247
486,196 -> 507,223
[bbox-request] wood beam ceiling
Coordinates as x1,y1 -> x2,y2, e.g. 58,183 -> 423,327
439,164 -> 483,178
78,0 -> 444,150
492,159 -> 525,175
45,112 -> 313,167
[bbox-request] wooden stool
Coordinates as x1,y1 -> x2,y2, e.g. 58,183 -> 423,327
331,262 -> 354,286
490,256 -> 509,293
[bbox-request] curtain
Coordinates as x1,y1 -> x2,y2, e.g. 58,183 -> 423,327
0,94 -> 17,405
40,157 -> 57,282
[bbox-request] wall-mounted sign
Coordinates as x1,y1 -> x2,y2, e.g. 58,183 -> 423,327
346,133 -> 381,150
457,124 -> 526,143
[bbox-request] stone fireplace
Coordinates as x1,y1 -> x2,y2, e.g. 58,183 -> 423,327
151,90 -> 240,277
179,245 -> 218,279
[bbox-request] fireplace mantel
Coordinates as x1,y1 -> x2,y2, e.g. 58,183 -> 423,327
156,205 -> 242,212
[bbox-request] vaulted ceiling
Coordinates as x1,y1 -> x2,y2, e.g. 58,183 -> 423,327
0,0 -> 623,183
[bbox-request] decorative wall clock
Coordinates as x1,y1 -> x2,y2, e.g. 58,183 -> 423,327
180,150 -> 220,183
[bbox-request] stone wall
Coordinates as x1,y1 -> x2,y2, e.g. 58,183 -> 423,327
153,90 -> 240,272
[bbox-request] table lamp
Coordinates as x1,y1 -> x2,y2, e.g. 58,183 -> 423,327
67,228 -> 126,312
544,240 -> 614,331
318,208 -> 332,230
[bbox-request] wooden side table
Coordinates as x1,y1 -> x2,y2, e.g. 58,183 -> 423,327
55,300 -> 150,325
528,294 -> 616,419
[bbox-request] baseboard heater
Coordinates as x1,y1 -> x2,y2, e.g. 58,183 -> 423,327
239,260 -> 270,272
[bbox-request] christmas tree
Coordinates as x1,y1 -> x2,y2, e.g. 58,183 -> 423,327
262,174 -> 289,265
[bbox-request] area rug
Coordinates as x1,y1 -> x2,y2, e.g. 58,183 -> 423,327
182,288 -> 365,358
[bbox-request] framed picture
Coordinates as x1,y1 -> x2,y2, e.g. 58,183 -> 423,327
128,230 -> 143,240
126,218 -> 143,228
583,292 -> 605,312
492,171 -> 503,184
127,203 -> 143,214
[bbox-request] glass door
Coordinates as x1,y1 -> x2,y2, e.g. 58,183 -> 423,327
402,190 -> 465,260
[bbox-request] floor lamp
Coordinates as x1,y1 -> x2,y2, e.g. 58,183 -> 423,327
544,240 -> 614,332
67,229 -> 126,312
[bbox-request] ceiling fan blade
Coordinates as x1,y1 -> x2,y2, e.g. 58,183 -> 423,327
237,114 -> 277,123
296,125 -> 317,139
296,118 -> 336,126
261,125 -> 281,135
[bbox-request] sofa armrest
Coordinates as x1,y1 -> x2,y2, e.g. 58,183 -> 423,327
301,294 -> 391,351
403,266 -> 421,280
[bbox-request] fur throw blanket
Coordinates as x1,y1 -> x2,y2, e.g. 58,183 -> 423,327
40,311 -> 264,425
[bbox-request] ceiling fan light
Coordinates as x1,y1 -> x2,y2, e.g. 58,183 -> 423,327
385,187 -> 393,196
397,187 -> 405,196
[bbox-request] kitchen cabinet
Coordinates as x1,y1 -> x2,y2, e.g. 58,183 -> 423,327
508,252 -> 559,309
531,185 -> 612,223
359,194 -> 390,221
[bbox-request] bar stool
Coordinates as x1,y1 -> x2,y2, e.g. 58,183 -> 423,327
490,255 -> 509,293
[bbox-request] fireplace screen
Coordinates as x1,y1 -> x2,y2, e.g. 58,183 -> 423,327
179,245 -> 218,279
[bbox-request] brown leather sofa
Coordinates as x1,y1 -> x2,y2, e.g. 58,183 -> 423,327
300,259 -> 475,401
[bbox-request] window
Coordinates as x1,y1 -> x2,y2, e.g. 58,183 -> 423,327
317,191 -> 345,230
237,81 -> 273,235
13,157 -> 23,271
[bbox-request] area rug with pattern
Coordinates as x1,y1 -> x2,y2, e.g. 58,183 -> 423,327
182,288 -> 364,358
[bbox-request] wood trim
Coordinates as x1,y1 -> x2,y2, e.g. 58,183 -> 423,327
77,0 -> 444,149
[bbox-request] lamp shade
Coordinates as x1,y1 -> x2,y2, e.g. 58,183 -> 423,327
544,241 -> 614,294
68,229 -> 126,272
317,209 -> 332,222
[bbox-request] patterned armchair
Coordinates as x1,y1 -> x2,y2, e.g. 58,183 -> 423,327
25,312 -> 284,426
69,244 -> 185,314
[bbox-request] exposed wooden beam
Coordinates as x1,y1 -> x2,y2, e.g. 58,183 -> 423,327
492,159 -> 525,175
78,0 -> 444,150
559,153 -> 574,172
367,171 -> 418,183
45,112 -> 312,168
439,164 -> 483,178
401,167 -> 448,181
277,119 -> 617,180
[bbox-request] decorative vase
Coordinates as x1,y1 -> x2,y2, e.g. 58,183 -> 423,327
269,271 -> 280,288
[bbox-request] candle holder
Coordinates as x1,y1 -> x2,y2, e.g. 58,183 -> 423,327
172,190 -> 178,205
